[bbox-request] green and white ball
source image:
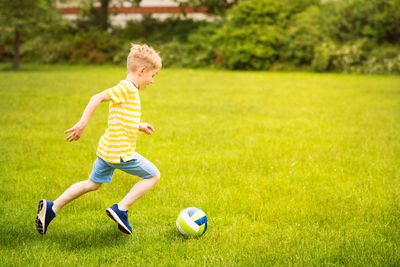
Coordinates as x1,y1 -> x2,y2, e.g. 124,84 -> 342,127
176,207 -> 208,236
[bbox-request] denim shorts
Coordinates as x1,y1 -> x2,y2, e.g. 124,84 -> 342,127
89,153 -> 159,183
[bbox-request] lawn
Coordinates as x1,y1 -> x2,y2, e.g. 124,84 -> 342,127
0,65 -> 399,266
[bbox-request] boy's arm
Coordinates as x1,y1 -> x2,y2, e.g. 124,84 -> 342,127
64,91 -> 110,142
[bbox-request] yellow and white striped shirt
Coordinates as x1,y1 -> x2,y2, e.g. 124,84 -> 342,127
97,80 -> 141,163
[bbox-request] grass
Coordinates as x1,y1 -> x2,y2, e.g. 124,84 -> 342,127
0,64 -> 399,266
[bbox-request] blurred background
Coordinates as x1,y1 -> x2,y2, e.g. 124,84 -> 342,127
0,0 -> 399,74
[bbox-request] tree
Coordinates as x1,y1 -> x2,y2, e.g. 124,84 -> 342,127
0,0 -> 57,69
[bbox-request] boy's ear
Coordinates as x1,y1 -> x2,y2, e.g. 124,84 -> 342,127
138,66 -> 146,76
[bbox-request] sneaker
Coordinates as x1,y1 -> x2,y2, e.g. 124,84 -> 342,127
36,199 -> 56,234
106,204 -> 132,234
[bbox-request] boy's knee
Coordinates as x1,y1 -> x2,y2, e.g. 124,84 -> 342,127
151,171 -> 160,183
86,180 -> 102,191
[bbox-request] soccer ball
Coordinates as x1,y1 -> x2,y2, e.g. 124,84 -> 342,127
176,207 -> 208,236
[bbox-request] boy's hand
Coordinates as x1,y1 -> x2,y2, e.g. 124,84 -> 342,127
139,123 -> 155,135
64,122 -> 86,142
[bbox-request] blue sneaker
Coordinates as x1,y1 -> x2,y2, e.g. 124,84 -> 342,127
36,199 -> 56,234
106,204 -> 132,234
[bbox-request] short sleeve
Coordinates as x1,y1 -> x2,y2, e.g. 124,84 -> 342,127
106,83 -> 132,104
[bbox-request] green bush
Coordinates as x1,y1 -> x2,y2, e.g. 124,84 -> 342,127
322,0 -> 400,44
21,29 -> 124,64
361,45 -> 400,74
312,40 -> 400,74
184,22 -> 222,68
331,39 -> 368,73
284,5 -> 324,65
117,15 -> 208,43
293,0 -> 400,74
216,24 -> 282,70
155,40 -> 190,68
215,0 -> 286,70
311,40 -> 336,72
227,0 -> 284,26
215,0 -> 322,70
142,20 -> 223,69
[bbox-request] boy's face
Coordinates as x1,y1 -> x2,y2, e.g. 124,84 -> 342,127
138,67 -> 159,90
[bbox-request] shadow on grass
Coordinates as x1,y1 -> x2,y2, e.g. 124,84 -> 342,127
166,227 -> 204,241
0,220 -> 205,251
52,228 -> 131,251
0,64 -> 44,72
0,224 -> 129,250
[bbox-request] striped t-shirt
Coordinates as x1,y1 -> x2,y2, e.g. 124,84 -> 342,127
96,80 -> 141,163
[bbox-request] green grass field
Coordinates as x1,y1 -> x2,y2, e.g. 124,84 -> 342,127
0,65 -> 399,266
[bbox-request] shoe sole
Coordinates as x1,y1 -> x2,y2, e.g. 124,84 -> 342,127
106,208 -> 132,235
36,199 -> 46,234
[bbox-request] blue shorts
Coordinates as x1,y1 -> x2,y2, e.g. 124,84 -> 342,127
89,153 -> 159,183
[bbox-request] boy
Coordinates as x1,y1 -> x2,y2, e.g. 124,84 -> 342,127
35,44 -> 162,235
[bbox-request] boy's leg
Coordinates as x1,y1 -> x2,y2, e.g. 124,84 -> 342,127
53,179 -> 102,213
106,154 -> 160,234
36,157 -> 113,234
117,171 -> 160,211
36,180 -> 101,234
53,157 -> 114,212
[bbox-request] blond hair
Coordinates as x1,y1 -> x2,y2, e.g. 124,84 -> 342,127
127,44 -> 162,73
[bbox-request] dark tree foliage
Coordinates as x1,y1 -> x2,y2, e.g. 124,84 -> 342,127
0,0 -> 57,69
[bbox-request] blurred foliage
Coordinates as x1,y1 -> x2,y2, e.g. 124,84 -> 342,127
174,0 -> 240,14
21,30 -> 123,64
215,24 -> 282,70
323,0 -> 400,44
311,40 -> 336,72
0,0 -> 58,68
284,5 -> 324,65
214,0 -> 320,70
117,15 -> 209,43
213,0 -> 400,73
1,0 -> 399,74
0,0 -> 56,31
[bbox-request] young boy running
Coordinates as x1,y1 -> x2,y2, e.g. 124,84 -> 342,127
35,44 -> 162,235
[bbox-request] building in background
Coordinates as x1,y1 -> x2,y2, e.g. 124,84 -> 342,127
58,0 -> 212,26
